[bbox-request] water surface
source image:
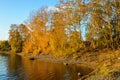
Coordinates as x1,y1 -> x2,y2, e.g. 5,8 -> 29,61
0,54 -> 93,80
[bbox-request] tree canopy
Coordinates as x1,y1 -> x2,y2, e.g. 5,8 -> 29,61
8,0 -> 120,58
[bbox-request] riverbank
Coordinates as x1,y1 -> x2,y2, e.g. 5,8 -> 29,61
8,48 -> 120,80
78,49 -> 120,80
20,49 -> 120,80
0,51 -> 11,55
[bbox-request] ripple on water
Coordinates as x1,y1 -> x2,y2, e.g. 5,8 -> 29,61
0,56 -> 8,80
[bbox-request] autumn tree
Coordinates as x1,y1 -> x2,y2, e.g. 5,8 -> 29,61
23,7 -> 50,56
86,0 -> 120,50
9,0 -> 120,57
9,24 -> 22,53
18,24 -> 29,41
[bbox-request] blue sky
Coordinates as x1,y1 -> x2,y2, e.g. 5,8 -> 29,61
0,0 -> 58,40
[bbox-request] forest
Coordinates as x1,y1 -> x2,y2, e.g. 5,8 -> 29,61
0,40 -> 10,51
7,0 -> 120,58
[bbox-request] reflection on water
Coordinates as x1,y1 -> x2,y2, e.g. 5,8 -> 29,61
0,54 -> 93,80
0,54 -> 8,80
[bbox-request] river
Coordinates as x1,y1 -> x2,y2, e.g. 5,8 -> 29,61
0,54 -> 93,80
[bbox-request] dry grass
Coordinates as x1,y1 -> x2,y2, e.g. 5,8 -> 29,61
77,48 -> 120,80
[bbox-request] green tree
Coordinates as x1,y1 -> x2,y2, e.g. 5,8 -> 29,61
0,40 -> 11,51
9,24 -> 22,53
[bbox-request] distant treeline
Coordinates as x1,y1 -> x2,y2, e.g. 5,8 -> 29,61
8,0 -> 120,58
0,40 -> 11,51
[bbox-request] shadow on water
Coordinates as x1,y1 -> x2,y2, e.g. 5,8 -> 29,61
0,54 -> 93,80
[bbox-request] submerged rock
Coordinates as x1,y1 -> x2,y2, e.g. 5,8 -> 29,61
63,62 -> 68,66
29,57 -> 35,60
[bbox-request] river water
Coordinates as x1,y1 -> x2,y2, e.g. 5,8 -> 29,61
0,54 -> 93,80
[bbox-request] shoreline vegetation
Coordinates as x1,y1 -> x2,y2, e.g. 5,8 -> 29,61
1,0 -> 120,80
18,49 -> 120,80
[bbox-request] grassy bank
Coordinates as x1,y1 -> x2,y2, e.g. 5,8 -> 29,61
0,51 -> 11,55
77,48 -> 120,80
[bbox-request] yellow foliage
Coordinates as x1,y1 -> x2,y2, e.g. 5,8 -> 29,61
8,0 -> 120,58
